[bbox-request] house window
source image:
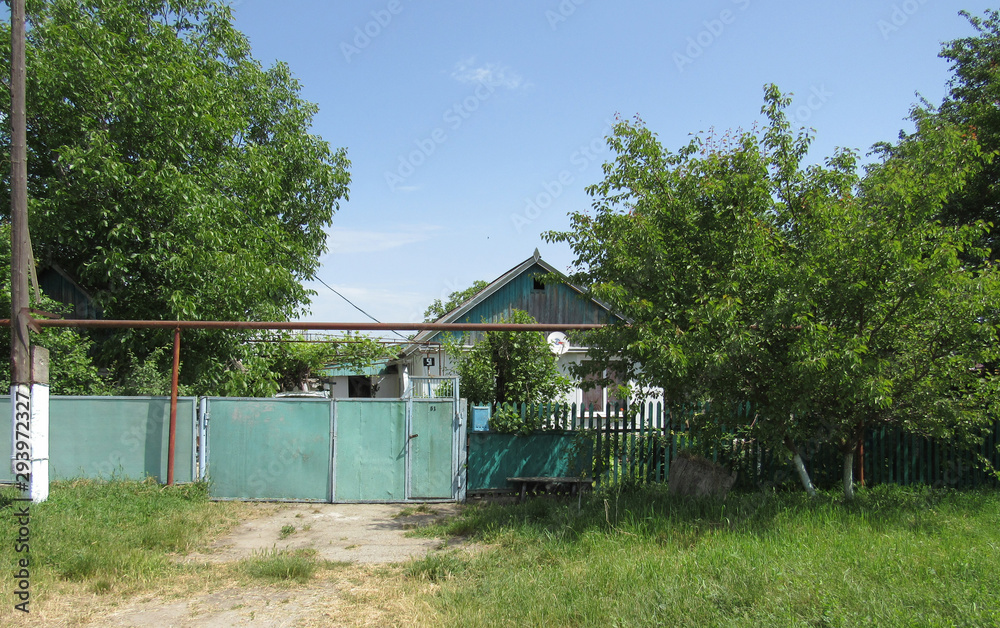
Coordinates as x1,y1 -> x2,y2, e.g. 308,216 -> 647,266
580,365 -> 624,413
348,376 -> 372,398
581,377 -> 603,412
532,277 -> 545,291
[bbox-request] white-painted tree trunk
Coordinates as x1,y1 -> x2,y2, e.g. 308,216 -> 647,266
842,450 -> 855,501
791,451 -> 817,497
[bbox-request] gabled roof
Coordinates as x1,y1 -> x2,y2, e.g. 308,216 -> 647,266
402,249 -> 619,354
38,264 -> 102,320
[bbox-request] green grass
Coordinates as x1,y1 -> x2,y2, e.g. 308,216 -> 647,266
3,479 -> 998,626
394,504 -> 436,518
234,548 -> 318,584
407,484 -> 1000,627
0,478 -> 248,598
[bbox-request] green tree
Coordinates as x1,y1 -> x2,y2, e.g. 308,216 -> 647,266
938,9 -> 1000,260
168,331 -> 395,398
546,86 -> 1000,498
0,226 -> 110,395
269,333 -> 395,394
114,346 -> 192,396
422,280 -> 489,321
445,309 -> 571,432
0,0 -> 350,394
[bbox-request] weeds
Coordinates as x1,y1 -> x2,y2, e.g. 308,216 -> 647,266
0,479 -> 254,604
407,484 -> 1000,627
405,551 -> 468,582
393,504 -> 436,518
235,549 -> 317,584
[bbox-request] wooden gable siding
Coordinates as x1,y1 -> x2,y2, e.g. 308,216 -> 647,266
39,267 -> 101,320
430,263 -> 614,344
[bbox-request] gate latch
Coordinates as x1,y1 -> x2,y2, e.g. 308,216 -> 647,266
408,433 -> 419,439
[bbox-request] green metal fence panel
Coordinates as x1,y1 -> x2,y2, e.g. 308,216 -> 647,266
467,432 -> 590,490
334,400 -> 406,501
0,396 -> 196,483
408,400 -> 454,499
470,402 -> 998,492
207,398 -> 331,501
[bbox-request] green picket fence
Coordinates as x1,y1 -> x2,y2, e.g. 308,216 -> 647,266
470,402 -> 1000,491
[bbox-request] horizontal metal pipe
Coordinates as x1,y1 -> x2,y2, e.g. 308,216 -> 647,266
20,319 -> 605,332
244,338 -> 442,345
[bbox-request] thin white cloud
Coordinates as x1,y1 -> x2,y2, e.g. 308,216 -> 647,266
451,57 -> 525,90
324,225 -> 441,255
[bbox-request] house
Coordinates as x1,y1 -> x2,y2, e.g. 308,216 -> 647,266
316,360 -> 400,399
38,264 -> 102,320
388,249 -> 640,409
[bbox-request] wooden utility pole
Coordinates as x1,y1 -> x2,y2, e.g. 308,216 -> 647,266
10,0 -> 29,385
10,0 -> 46,505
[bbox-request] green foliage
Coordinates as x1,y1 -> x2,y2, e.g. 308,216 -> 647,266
0,0 -> 350,394
114,346 -> 191,396
268,332 -> 395,394
445,310 -> 571,427
0,226 -> 111,395
423,280 -> 490,321
486,405 -> 527,434
546,86 -> 1000,496
181,331 -> 395,397
938,9 -> 1000,260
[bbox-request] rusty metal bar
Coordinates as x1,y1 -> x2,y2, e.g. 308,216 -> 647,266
167,327 -> 180,486
28,319 -> 605,332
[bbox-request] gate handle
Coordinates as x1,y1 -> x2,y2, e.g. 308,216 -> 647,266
409,433 -> 419,439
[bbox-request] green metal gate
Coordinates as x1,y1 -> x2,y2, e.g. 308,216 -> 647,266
408,400 -> 457,499
333,400 -> 406,501
205,379 -> 465,502
205,398 -> 332,501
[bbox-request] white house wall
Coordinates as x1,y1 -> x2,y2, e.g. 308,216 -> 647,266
326,373 -> 401,399
403,346 -> 662,409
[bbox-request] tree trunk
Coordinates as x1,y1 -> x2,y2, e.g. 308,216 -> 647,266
842,450 -> 855,501
791,451 -> 817,497
785,436 -> 817,497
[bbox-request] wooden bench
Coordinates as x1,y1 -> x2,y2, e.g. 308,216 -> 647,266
506,476 -> 593,505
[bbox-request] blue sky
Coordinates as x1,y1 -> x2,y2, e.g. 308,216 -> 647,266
228,1 -> 993,326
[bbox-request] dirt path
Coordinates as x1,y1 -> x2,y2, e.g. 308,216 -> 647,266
185,502 -> 462,565
38,503 -> 464,627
